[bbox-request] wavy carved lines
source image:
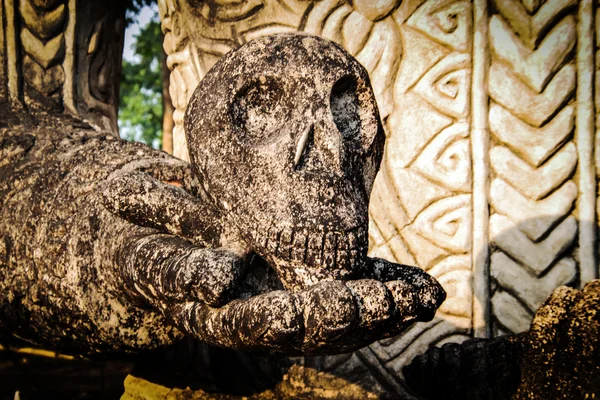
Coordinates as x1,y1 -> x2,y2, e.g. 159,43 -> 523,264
368,166 -> 415,265
405,0 -> 472,52
412,123 -> 471,192
365,0 -> 474,373
488,0 -> 578,334
235,0 -> 309,44
412,53 -> 471,119
19,0 -> 67,108
197,0 -> 264,23
369,314 -> 472,374
74,7 -> 125,134
382,12 -> 473,268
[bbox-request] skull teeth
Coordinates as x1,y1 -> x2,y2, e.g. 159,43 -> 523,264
261,226 -> 368,271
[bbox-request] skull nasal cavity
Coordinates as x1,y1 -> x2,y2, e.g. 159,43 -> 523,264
330,76 -> 361,141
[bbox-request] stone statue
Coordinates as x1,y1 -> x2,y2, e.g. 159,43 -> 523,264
0,33 -> 444,356
2,2 -> 599,398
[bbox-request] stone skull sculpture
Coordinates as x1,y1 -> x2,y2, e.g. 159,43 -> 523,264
104,33 -> 446,355
185,33 -> 383,291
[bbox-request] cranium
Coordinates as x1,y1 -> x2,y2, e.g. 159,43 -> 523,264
185,33 -> 385,291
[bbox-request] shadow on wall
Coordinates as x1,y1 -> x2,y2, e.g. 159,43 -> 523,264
487,213 -> 582,336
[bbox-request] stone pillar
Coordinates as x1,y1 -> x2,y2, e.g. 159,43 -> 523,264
159,0 -> 598,382
0,0 -> 126,133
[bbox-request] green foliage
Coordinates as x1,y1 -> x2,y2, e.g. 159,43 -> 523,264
124,0 -> 157,24
119,13 -> 163,149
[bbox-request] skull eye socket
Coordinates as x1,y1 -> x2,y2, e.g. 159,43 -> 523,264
330,75 -> 380,153
331,76 -> 361,143
230,78 -> 288,146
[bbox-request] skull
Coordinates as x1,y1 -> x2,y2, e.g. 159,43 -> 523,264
185,34 -> 385,291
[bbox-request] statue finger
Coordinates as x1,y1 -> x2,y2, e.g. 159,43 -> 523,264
165,291 -> 304,353
342,279 -> 422,344
295,280 -> 412,353
163,278 -> 432,355
101,170 -> 219,245
304,278 -> 439,349
345,279 -> 395,329
369,258 -> 446,321
166,282 -> 360,355
299,281 -> 358,350
117,231 -> 246,307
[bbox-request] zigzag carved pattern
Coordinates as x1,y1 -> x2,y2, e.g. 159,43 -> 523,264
488,0 -> 578,335
19,0 -> 66,98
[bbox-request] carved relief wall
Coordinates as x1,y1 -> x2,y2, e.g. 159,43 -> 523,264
159,0 -> 599,387
486,0 -> 586,336
1,0 -> 125,133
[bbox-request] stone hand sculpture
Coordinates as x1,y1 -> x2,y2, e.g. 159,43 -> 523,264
0,33 -> 444,357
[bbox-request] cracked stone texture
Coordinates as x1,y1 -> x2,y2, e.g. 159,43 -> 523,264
0,33 -> 445,358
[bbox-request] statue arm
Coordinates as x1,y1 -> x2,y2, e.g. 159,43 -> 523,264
0,106 -> 247,355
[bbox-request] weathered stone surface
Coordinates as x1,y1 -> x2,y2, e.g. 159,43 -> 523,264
0,102 -> 190,355
514,280 -> 600,399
